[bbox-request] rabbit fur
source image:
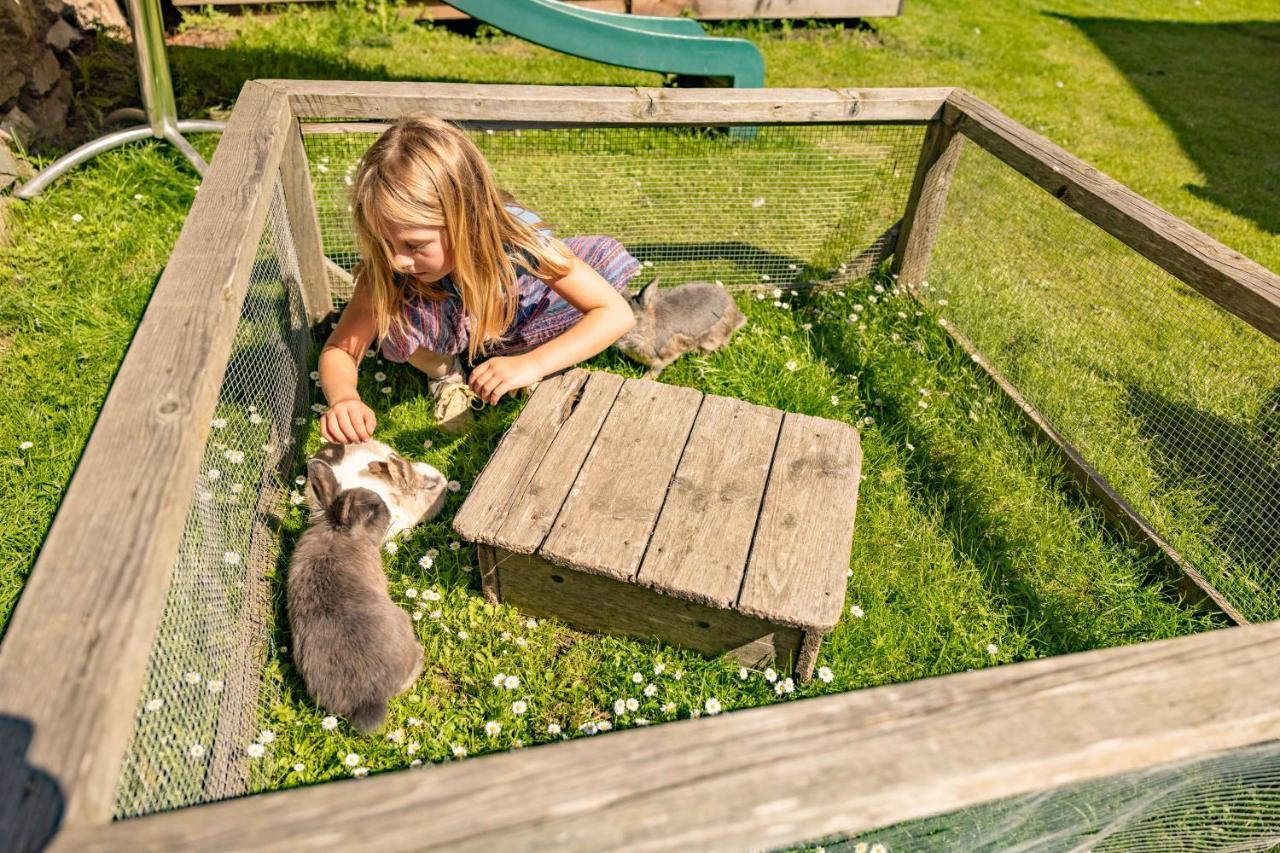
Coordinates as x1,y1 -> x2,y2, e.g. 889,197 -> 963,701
613,278 -> 747,378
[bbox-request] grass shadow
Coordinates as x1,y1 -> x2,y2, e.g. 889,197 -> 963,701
1057,15 -> 1280,235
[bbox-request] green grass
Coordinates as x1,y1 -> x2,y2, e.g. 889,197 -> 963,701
1,0 -> 1275,813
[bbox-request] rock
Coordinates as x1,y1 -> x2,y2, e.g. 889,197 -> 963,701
45,17 -> 81,51
0,71 -> 25,104
66,0 -> 126,32
0,108 -> 38,147
26,75 -> 71,139
29,49 -> 61,95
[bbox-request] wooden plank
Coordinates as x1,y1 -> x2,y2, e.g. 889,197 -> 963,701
891,118 -> 964,285
0,82 -> 293,847
933,315 -> 1245,625
496,551 -> 802,665
636,395 -> 782,608
267,80 -> 952,124
634,0 -> 903,17
492,372 -> 626,553
279,118 -> 333,324
54,618 -> 1280,852
738,412 -> 860,630
453,369 -> 624,553
945,89 -> 1280,344
540,378 -> 703,581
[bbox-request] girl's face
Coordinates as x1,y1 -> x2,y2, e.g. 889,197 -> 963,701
386,224 -> 454,283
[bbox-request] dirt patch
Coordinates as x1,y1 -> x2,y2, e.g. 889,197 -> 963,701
167,28 -> 236,49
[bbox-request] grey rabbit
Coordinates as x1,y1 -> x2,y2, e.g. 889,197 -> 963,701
613,277 -> 747,378
287,460 -> 423,733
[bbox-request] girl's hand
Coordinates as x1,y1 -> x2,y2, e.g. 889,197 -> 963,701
469,355 -> 544,405
321,397 -> 377,444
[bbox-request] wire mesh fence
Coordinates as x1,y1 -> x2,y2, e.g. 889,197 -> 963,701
833,739 -> 1280,852
918,141 -> 1280,623
112,177 -> 311,818
301,122 -> 926,305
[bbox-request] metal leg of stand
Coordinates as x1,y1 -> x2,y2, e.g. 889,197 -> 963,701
14,120 -> 226,200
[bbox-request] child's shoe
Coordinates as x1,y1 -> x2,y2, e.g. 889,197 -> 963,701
428,358 -> 483,434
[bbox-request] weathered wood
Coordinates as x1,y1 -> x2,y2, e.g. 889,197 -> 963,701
738,412 -> 861,631
891,118 -> 964,285
633,0 -> 903,16
944,89 -> 1280,344
932,315 -> 1245,625
540,379 -> 703,581
636,395 -> 781,608
453,369 -> 624,553
477,544 -> 500,605
0,81 -> 293,849
494,551 -> 802,666
279,117 -> 333,324
54,618 -> 1280,853
492,371 -> 624,552
265,80 -> 952,124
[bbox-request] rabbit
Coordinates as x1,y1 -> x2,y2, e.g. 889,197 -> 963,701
308,440 -> 448,541
613,277 -> 747,378
287,460 -> 424,733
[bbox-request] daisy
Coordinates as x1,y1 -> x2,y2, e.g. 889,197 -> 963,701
485,721 -> 502,736
246,743 -> 265,758
818,667 -> 834,683
321,716 -> 338,731
452,745 -> 468,757
705,698 -> 722,715
512,700 -> 527,715
344,753 -> 361,767
504,675 -> 520,690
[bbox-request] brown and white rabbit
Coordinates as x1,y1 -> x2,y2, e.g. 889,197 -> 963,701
613,278 -> 747,378
309,440 -> 448,541
287,460 -> 423,733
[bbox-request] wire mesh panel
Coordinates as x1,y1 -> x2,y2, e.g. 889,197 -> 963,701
112,177 -> 310,818
301,123 -> 925,304
833,739 -> 1280,852
919,142 -> 1280,622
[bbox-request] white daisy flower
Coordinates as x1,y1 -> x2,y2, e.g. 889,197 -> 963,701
546,722 -> 561,735
344,753 -> 360,767
374,372 -> 387,382
493,673 -> 508,687
457,630 -> 468,640
661,702 -> 677,714
525,618 -> 538,629
183,671 -> 202,684
580,721 -> 599,735
18,441 -> 33,450
512,700 -> 527,715
409,758 -> 422,768
452,745 -> 468,757
407,742 -> 419,754
145,698 -> 163,712
449,541 -> 460,551
310,403 -> 327,413
353,767 -> 369,778
831,395 -> 840,405
485,721 -> 502,737
381,386 -> 392,395
514,637 -> 526,647
672,670 -> 683,681
447,480 -> 461,492
429,610 -> 442,620
293,763 -> 305,773
207,469 -> 221,480
598,721 -> 612,732
850,604 -> 865,618
705,698 -> 722,715
614,699 -> 627,716
412,611 -> 423,621
738,667 -> 749,680
504,675 -> 520,690
224,449 -> 244,463
427,548 -> 440,558
644,683 -> 658,697
764,668 -> 777,683
321,716 -> 338,731
257,729 -> 275,744
771,287 -> 783,298
631,672 -> 644,684
418,555 -> 434,569
295,475 -> 306,485
384,541 -> 399,554
424,589 -> 441,601
818,666 -> 834,683
247,743 -> 265,758
653,662 -> 666,676
781,678 -> 795,694
751,197 -> 766,208
189,743 -> 205,758
405,588 -> 418,599
785,360 -> 798,371
386,729 -> 404,743
230,483 -> 243,494
625,698 -> 639,712
987,643 -> 999,656
407,717 -> 422,727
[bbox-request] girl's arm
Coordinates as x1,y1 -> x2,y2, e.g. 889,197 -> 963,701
469,253 -> 636,405
317,276 -> 379,443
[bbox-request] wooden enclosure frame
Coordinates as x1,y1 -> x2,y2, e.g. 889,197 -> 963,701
2,81 -> 1278,852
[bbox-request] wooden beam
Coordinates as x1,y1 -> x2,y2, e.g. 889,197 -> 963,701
279,118 -> 334,324
266,81 -> 951,124
0,81 -> 294,850
53,618 -> 1280,852
944,89 -> 1280,344
891,118 -> 963,284
632,0 -> 904,17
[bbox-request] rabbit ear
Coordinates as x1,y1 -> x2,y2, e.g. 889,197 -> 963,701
639,277 -> 660,307
307,460 -> 340,509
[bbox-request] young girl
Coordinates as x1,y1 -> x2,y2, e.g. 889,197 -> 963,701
318,114 -> 641,443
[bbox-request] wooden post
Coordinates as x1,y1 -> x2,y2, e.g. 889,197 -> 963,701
891,118 -> 965,287
279,118 -> 333,325
0,81 -> 294,851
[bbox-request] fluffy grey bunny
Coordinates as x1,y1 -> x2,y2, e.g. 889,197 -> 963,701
613,278 -> 747,378
287,460 -> 423,733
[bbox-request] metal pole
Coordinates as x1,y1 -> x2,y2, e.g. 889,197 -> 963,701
15,0 -> 222,199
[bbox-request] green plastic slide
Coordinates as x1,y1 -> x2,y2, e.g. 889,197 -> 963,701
443,0 -> 765,88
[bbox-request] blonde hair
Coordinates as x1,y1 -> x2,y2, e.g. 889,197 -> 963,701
350,114 -> 573,362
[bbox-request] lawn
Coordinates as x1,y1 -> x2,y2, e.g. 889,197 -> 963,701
3,0 -> 1276,824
